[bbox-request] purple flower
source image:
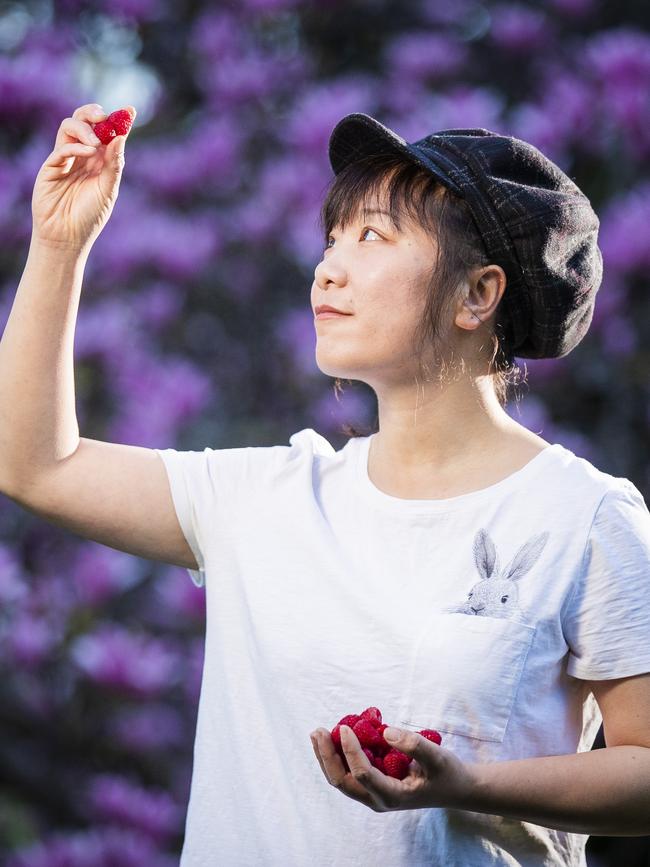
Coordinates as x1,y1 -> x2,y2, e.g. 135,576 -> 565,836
72,545 -> 144,607
384,32 -> 469,81
601,313 -> 637,359
108,349 -> 213,445
188,9 -> 242,60
154,568 -> 207,621
131,282 -> 184,332
310,385 -> 374,436
90,188 -> 222,282
599,183 -> 650,275
4,613 -> 59,668
488,4 -> 553,53
0,544 -> 27,605
127,117 -> 244,198
86,772 -> 184,842
69,623 -> 182,698
74,296 -> 138,363
105,703 -> 187,753
183,636 -> 205,705
386,86 -> 506,142
6,827 -> 176,867
271,306 -> 319,382
280,75 -> 379,157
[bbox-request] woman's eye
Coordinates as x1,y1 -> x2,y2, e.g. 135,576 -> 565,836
325,227 -> 381,249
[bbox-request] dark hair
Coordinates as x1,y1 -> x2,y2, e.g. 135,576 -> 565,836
317,152 -> 527,437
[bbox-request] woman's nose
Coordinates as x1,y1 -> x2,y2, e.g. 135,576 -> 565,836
314,257 -> 346,289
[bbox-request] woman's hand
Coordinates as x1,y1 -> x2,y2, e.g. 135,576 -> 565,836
31,103 -> 136,254
310,725 -> 477,813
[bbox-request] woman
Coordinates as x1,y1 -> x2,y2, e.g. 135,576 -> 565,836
3,105 -> 649,867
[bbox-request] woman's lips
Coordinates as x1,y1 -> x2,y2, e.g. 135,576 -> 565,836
315,311 -> 351,319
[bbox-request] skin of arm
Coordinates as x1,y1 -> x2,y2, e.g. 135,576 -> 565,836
463,672 -> 650,835
0,239 -> 86,493
311,672 -> 650,836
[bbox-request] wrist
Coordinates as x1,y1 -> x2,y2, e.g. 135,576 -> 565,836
29,234 -> 91,261
454,761 -> 489,812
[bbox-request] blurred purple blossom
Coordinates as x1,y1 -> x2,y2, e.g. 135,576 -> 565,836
127,117 -> 244,198
0,544 -> 27,605
583,28 -> 650,159
153,568 -> 207,622
272,306 -> 319,382
188,9 -> 241,60
69,623 -> 182,698
387,86 -> 506,142
509,69 -> 597,164
86,772 -> 184,842
3,612 -> 60,668
488,4 -> 554,53
108,348 -> 214,445
598,183 -> 650,275
183,636 -> 205,705
71,545 -> 145,607
90,189 -> 222,282
383,31 -> 469,81
0,38 -> 74,123
130,282 -> 184,332
6,826 -> 176,867
197,48 -> 309,109
105,703 -> 187,753
75,296 -> 139,363
281,75 -> 379,157
600,313 -> 637,359
310,385 -> 374,436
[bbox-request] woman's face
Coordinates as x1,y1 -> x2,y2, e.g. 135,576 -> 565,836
311,196 -> 438,389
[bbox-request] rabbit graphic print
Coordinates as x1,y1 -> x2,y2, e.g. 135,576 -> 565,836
396,528 -> 547,745
447,527 -> 550,623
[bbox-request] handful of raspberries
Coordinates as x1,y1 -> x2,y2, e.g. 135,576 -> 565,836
331,706 -> 442,780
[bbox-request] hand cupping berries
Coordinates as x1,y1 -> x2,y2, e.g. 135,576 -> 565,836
330,706 -> 442,780
92,109 -> 134,145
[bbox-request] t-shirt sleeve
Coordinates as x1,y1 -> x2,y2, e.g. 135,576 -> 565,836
564,478 -> 650,680
154,447 -> 214,588
153,428 -> 331,588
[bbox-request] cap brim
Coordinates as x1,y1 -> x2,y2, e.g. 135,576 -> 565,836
328,112 -> 463,196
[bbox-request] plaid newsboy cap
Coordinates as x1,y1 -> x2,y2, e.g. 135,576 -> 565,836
328,113 -> 603,361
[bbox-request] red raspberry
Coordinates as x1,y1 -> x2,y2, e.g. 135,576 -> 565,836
362,747 -> 375,765
383,749 -> 412,780
92,108 -> 134,145
373,754 -> 385,774
352,719 -> 384,751
337,714 -> 361,728
419,729 -> 442,745
360,706 -> 382,727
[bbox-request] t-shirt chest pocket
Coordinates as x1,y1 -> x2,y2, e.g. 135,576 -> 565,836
395,612 -> 536,743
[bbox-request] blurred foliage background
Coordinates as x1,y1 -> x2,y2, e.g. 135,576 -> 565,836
0,0 -> 648,863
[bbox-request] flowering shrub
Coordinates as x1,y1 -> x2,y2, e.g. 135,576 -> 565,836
0,0 -> 647,861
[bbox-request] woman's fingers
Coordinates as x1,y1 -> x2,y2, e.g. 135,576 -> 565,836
55,116 -> 103,150
42,141 -> 97,170
310,729 -> 378,809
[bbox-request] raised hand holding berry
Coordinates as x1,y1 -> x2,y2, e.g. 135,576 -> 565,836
31,103 -> 136,254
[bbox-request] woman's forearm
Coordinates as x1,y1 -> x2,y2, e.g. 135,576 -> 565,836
0,237 -> 86,495
462,745 -> 650,835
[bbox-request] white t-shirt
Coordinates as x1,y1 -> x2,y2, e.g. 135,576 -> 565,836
154,428 -> 650,867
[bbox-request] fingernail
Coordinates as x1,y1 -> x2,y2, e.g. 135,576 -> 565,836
384,727 -> 400,741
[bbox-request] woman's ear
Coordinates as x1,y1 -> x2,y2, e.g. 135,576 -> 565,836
456,264 -> 507,331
